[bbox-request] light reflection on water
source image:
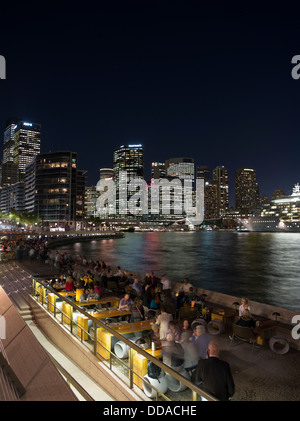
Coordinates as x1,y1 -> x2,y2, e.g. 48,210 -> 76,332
57,232 -> 300,311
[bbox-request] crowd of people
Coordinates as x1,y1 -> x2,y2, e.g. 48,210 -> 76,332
1,235 -> 243,401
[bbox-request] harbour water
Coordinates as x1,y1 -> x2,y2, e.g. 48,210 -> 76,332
56,231 -> 300,312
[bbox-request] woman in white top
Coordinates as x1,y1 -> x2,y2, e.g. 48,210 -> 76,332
239,297 -> 251,317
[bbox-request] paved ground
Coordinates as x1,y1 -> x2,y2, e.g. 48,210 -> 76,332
1,258 -> 300,401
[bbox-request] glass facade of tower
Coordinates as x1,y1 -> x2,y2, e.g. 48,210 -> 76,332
151,162 -> 166,179
33,151 -> 86,229
2,121 -> 18,186
234,168 -> 259,211
13,121 -> 41,181
113,144 -> 144,215
213,165 -> 229,217
164,157 -> 194,217
3,121 -> 17,163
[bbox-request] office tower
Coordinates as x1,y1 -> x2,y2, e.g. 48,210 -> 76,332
164,157 -> 195,217
165,157 -> 194,181
100,168 -> 114,181
0,182 -> 25,214
234,168 -> 259,211
13,121 -> 41,181
98,168 -> 114,216
3,119 -> 17,163
113,144 -> 144,215
203,180 -> 219,219
196,166 -> 217,219
84,186 -> 99,218
196,165 -> 210,182
149,162 -> 166,217
151,162 -> 166,179
1,162 -> 18,186
213,165 -> 229,217
24,159 -> 36,214
31,151 -> 86,229
2,119 -> 18,186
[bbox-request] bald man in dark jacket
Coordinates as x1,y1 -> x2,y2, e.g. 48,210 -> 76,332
195,341 -> 235,401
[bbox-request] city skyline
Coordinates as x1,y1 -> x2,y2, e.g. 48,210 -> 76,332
1,4 -> 300,203
0,119 -> 297,208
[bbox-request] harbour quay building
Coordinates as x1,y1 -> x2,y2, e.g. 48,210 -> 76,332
23,151 -> 86,230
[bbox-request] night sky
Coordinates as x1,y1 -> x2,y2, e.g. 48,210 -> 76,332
1,2 -> 300,205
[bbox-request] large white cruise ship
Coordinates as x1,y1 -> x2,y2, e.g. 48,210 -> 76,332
240,184 -> 300,232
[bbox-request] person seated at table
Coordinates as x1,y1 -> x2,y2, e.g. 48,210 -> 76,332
180,319 -> 193,340
79,287 -> 89,302
149,290 -> 161,311
118,293 -> 133,311
166,320 -> 181,343
114,266 -> 123,279
179,278 -> 194,294
130,297 -> 145,322
236,309 -> 256,329
58,274 -> 66,285
181,291 -> 191,307
239,297 -> 251,317
188,287 -> 197,302
148,323 -> 162,348
94,280 -> 102,298
191,325 -> 210,360
131,278 -> 143,295
64,275 -> 75,291
87,285 -> 100,301
161,333 -> 184,372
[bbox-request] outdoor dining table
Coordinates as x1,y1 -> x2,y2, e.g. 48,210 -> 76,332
74,296 -> 120,307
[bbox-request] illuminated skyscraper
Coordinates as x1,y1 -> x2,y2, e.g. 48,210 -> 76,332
13,121 -> 41,181
213,165 -> 229,217
30,151 -> 86,229
97,168 -> 114,216
196,165 -> 218,219
196,165 -> 210,182
100,168 -> 114,181
165,157 -> 194,181
164,157 -> 194,217
234,168 -> 259,211
113,144 -> 144,215
2,119 -> 18,186
3,119 -> 17,163
84,186 -> 99,218
151,162 -> 166,179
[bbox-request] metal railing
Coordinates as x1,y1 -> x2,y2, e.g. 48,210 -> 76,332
31,277 -> 218,402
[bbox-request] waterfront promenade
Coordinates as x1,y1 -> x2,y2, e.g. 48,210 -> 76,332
1,254 -> 300,401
